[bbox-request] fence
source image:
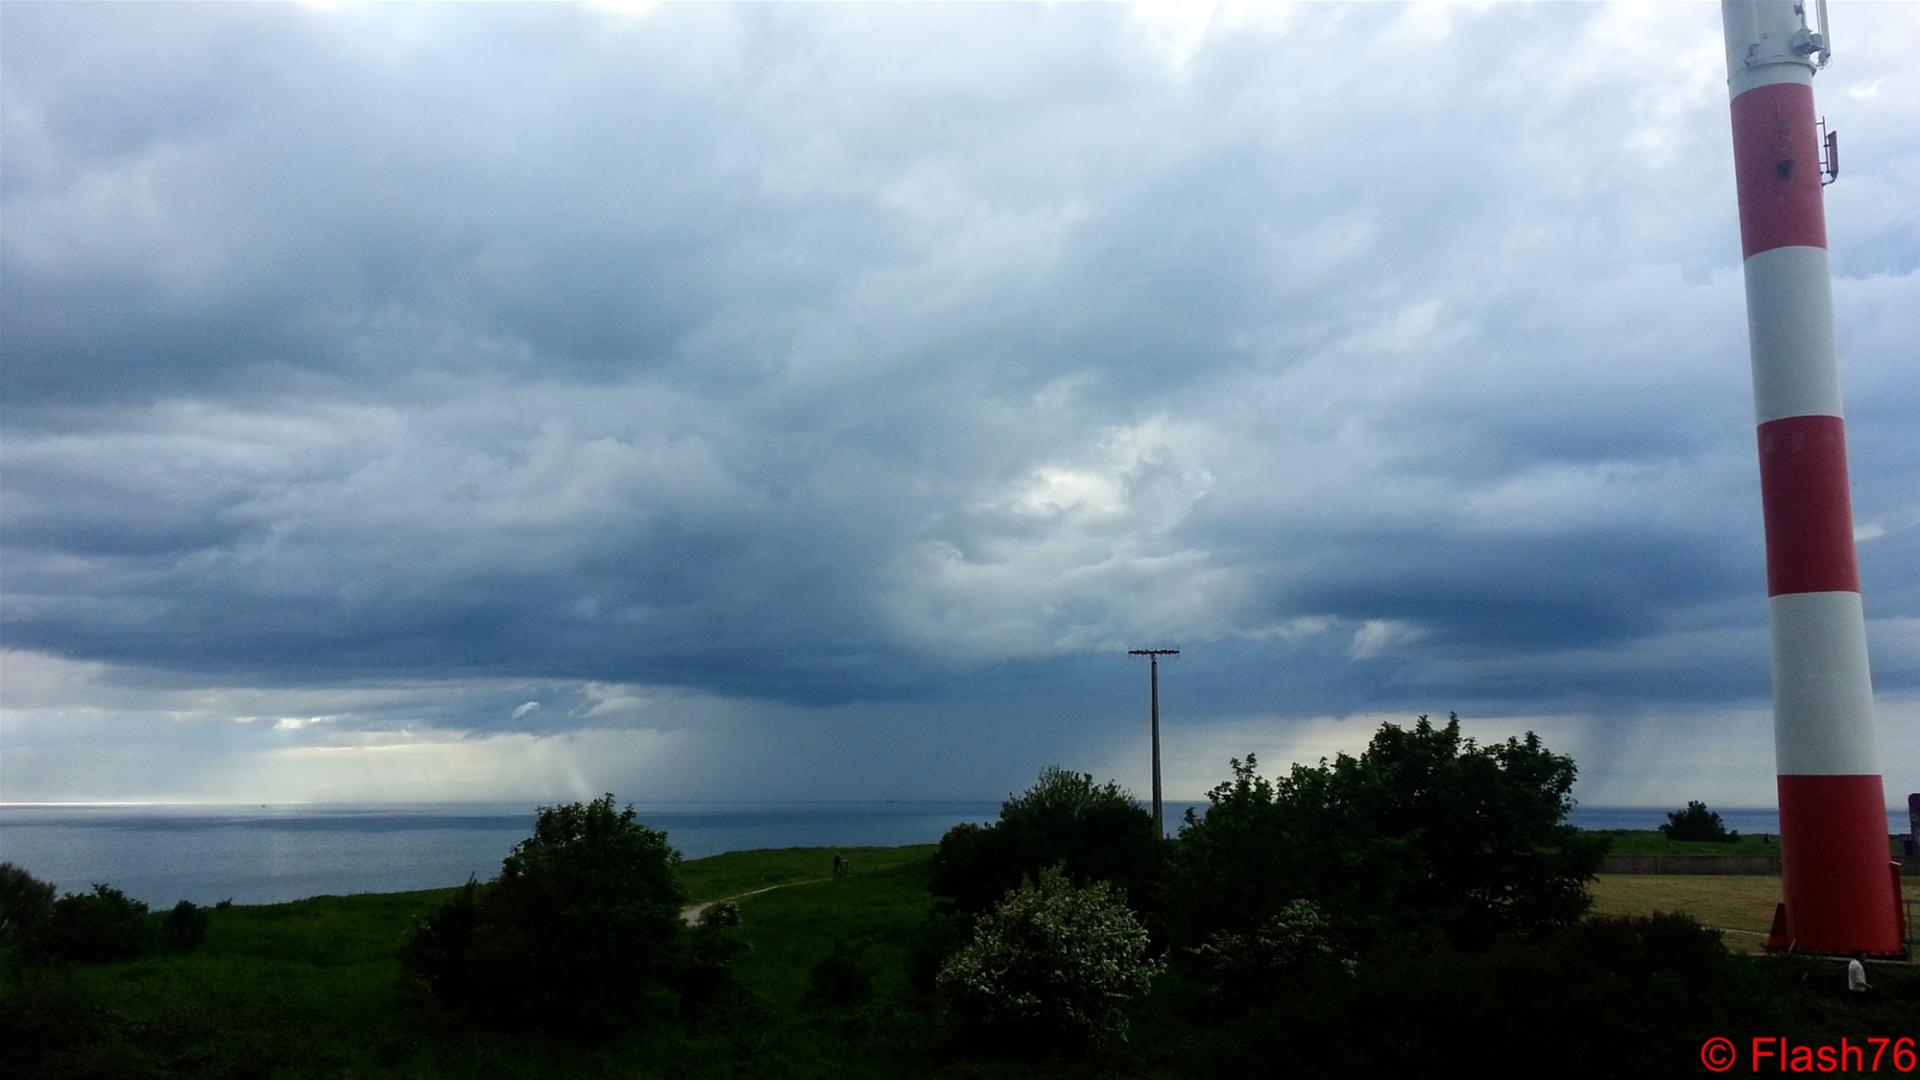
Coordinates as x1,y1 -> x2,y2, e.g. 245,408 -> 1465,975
1600,854 -> 1920,877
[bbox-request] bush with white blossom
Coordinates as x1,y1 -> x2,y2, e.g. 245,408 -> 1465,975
935,867 -> 1162,1049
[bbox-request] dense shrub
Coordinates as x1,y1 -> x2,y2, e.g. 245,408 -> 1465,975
1182,898 -> 1347,1006
31,884 -> 151,963
405,880 -> 480,1007
930,767 -> 1161,918
936,867 -> 1162,1050
1179,913 -> 1773,1079
1167,714 -> 1607,953
805,938 -> 875,1009
0,972 -> 113,1078
404,795 -> 690,1033
0,863 -> 57,947
161,900 -> 210,951
1660,800 -> 1739,843
679,901 -> 747,1017
907,905 -> 977,998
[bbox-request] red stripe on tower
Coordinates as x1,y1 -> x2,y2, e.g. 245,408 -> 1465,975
1730,81 -> 1828,258
1776,774 -> 1903,952
1757,415 -> 1858,595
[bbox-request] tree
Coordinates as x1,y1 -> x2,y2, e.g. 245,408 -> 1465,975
936,867 -> 1163,1050
29,884 -> 152,963
929,766 -> 1161,917
404,794 -> 690,1032
161,900 -> 210,951
1167,714 -> 1607,953
1660,801 -> 1738,843
0,863 -> 56,947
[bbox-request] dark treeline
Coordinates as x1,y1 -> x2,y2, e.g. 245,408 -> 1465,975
912,714 -> 1913,1074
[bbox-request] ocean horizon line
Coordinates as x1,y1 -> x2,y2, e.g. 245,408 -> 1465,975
6,800 -> 1907,813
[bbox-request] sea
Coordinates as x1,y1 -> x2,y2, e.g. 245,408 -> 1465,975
0,802 -> 1908,908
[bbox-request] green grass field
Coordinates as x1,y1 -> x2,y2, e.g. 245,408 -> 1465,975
1,847 -> 948,1079
715,847 -> 935,1009
678,844 -> 930,906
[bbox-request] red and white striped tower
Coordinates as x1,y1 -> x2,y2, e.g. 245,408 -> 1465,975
1720,0 -> 1903,957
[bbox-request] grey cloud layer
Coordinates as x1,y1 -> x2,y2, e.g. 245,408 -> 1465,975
3,4 -> 1917,777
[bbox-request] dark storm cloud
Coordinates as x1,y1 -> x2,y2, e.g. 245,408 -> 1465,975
2,1 -> 1917,803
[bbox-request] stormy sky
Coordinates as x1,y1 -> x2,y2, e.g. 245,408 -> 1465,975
2,2 -> 1915,809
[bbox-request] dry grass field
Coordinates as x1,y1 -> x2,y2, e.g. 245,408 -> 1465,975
1591,874 -> 1920,953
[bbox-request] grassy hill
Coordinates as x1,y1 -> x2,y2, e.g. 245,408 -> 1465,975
2,846 -> 946,1079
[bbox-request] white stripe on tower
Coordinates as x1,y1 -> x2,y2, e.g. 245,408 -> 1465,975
1743,246 -> 1840,424
1720,0 -> 1901,958
1770,592 -> 1877,776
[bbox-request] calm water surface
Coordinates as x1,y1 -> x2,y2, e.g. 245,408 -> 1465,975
0,801 -> 1016,906
0,802 -> 1902,907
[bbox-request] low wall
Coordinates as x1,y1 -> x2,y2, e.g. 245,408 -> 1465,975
1601,854 -> 1920,876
